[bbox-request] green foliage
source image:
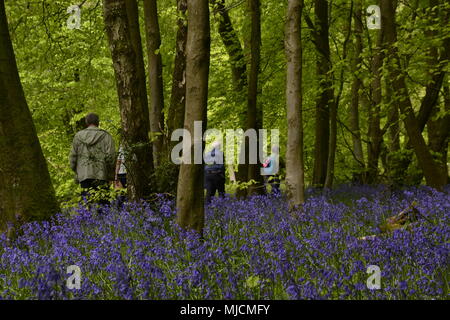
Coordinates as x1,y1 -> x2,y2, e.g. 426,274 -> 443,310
4,0 -> 448,205
153,157 -> 179,196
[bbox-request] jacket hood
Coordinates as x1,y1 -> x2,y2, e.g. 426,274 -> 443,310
77,127 -> 108,146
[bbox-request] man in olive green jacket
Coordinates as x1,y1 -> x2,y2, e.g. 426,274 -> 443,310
69,113 -> 115,199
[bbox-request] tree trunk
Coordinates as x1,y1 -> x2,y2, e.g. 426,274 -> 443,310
397,0 -> 448,180
103,0 -> 154,200
143,0 -> 165,166
366,24 -> 384,184
246,0 -> 264,195
348,0 -> 365,183
167,0 -> 187,145
176,0 -> 210,234
237,0 -> 263,197
0,0 -> 59,232
211,0 -> 247,92
325,2 -> 352,189
312,0 -> 332,187
285,0 -> 305,207
385,77 -> 403,186
427,95 -> 449,185
381,0 -> 445,190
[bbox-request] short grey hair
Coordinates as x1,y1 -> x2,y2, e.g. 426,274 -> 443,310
85,113 -> 99,126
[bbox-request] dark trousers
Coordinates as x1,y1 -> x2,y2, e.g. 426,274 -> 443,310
264,175 -> 280,194
117,173 -> 127,188
80,179 -> 110,206
116,173 -> 127,207
205,172 -> 225,204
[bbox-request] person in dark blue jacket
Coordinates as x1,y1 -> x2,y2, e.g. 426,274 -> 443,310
204,141 -> 225,203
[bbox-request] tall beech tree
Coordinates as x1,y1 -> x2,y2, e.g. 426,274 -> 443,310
211,0 -> 247,93
380,0 -> 446,190
245,0 -> 263,195
176,0 -> 210,233
348,0 -> 365,183
397,0 -> 449,183
0,0 -> 59,232
285,0 -> 305,206
366,15 -> 384,184
144,0 -> 165,166
324,2 -> 352,189
237,0 -> 263,196
427,82 -> 449,184
103,0 -> 154,200
306,0 -> 334,187
167,0 -> 187,145
125,0 -> 150,141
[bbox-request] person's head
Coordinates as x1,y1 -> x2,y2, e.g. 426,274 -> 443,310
271,145 -> 279,154
85,113 -> 99,127
211,140 -> 221,151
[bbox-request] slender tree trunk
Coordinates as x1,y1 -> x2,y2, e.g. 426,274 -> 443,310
211,0 -> 247,92
167,0 -> 187,143
348,0 -> 365,183
398,0 -> 448,180
103,0 -> 154,200
165,0 -> 187,194
0,0 -> 59,232
366,24 -> 384,184
312,0 -> 332,187
125,0 -> 150,133
176,0 -> 210,234
143,0 -> 165,166
285,0 -> 305,207
381,0 -> 445,190
325,2 -> 352,189
246,0 -> 263,195
385,78 -> 403,186
428,93 -> 449,185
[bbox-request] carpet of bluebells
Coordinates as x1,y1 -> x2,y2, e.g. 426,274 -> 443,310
0,185 -> 448,300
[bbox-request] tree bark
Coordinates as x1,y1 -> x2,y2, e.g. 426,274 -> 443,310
348,0 -> 365,183
311,0 -> 333,187
366,23 -> 384,184
103,0 -> 154,200
285,0 -> 305,207
211,0 -> 247,92
381,0 -> 446,190
427,92 -> 449,185
143,0 -> 165,166
0,0 -> 59,232
237,0 -> 263,197
246,0 -> 264,195
325,2 -> 353,189
398,0 -> 448,180
176,0 -> 210,234
125,0 -> 150,133
167,0 -> 187,144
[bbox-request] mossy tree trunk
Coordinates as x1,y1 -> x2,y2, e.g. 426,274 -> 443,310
381,0 -> 446,190
143,0 -> 165,166
0,0 -> 59,232
103,0 -> 154,200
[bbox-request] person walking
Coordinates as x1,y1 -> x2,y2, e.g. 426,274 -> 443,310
115,145 -> 127,189
69,113 -> 116,204
204,141 -> 226,204
262,145 -> 281,194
